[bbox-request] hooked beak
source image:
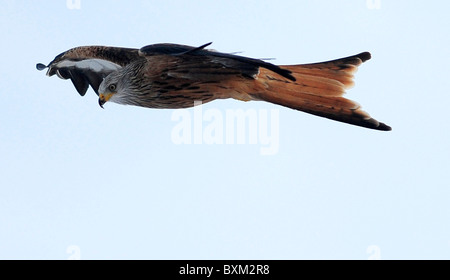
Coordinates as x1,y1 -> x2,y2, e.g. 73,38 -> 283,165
98,93 -> 112,109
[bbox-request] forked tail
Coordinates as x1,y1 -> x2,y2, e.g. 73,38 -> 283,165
251,52 -> 391,131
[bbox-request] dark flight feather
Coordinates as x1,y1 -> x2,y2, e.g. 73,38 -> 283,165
139,43 -> 296,81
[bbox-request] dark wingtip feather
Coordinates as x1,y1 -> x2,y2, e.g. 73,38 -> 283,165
68,70 -> 89,96
180,42 -> 213,55
36,63 -> 47,71
279,68 -> 296,81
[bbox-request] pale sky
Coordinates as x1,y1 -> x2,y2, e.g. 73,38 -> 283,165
0,0 -> 449,259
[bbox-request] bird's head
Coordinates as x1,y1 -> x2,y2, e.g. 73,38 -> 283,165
98,71 -> 130,108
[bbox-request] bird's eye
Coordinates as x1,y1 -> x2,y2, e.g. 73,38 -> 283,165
109,84 -> 117,92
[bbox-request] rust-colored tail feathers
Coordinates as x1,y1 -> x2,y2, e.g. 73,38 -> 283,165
251,52 -> 391,131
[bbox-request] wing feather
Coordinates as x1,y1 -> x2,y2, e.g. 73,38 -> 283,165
139,42 -> 295,81
37,46 -> 140,96
68,69 -> 89,96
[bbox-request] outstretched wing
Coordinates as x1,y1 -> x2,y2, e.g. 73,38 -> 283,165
37,43 -> 294,96
37,46 -> 140,96
138,42 -> 296,82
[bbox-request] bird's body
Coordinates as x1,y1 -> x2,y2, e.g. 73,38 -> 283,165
37,43 -> 391,131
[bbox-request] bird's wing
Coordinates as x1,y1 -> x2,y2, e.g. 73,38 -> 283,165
37,46 -> 140,96
138,42 -> 296,82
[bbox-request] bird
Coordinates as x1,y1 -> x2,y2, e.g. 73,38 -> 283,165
37,42 -> 391,131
